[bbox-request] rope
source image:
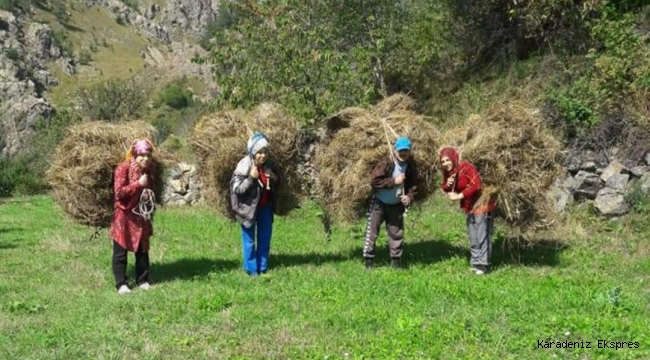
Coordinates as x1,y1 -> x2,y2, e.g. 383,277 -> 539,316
381,117 -> 396,163
132,188 -> 155,221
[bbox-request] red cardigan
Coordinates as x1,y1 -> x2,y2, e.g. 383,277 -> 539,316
441,161 -> 495,214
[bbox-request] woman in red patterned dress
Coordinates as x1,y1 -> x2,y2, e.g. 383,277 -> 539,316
110,138 -> 156,294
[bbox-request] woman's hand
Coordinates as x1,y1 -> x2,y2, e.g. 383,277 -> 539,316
138,174 -> 149,187
249,165 -> 259,179
446,175 -> 455,188
447,192 -> 464,201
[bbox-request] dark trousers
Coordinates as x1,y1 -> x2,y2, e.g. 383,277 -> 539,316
363,198 -> 405,259
112,241 -> 150,289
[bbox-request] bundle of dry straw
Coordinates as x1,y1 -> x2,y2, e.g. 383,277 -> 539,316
441,103 -> 564,233
47,121 -> 169,228
190,103 -> 302,219
316,94 -> 441,223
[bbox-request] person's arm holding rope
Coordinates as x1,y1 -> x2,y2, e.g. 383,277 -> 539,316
114,163 -> 145,201
449,165 -> 482,201
371,160 -> 401,189
402,161 -> 419,207
232,157 -> 256,195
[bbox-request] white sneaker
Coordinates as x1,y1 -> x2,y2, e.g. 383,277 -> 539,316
117,285 -> 131,295
139,282 -> 151,291
473,265 -> 488,275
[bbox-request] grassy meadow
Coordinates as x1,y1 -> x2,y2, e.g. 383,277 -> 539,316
1,195 -> 649,359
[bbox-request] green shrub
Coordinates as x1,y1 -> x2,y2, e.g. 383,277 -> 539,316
548,4 -> 648,133
5,48 -> 20,61
52,30 -> 73,57
0,156 -> 45,197
78,50 -> 92,65
148,103 -> 206,142
0,0 -> 30,13
626,181 -> 650,213
0,109 -> 84,197
52,2 -> 70,24
76,78 -> 146,121
549,78 -> 600,129
158,83 -> 193,109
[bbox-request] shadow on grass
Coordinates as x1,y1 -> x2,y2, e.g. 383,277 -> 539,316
0,228 -> 22,250
271,251 -> 356,268
341,236 -> 568,270
62,23 -> 85,32
492,237 -> 569,268
0,242 -> 17,250
148,238 -> 569,281
152,257 -> 239,283
271,239 -> 471,269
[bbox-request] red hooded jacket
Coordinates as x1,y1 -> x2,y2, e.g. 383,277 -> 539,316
439,147 -> 496,214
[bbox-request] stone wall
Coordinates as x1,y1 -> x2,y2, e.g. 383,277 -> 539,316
548,150 -> 650,216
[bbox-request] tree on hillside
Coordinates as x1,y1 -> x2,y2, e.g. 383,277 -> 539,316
208,0 -> 452,122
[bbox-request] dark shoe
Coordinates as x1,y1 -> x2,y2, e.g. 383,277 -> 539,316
364,258 -> 373,270
391,258 -> 402,269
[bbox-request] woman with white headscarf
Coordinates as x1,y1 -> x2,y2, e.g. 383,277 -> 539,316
231,132 -> 280,276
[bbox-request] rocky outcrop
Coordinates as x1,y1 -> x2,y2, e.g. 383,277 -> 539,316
86,0 -> 222,41
161,0 -> 220,39
85,0 -> 170,43
549,150 -> 650,216
139,41 -> 218,100
0,10 -> 73,157
162,163 -> 203,206
25,23 -> 63,61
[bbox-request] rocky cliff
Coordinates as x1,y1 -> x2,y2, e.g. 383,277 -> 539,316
0,9 -> 75,157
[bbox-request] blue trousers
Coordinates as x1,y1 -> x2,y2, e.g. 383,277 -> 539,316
241,205 -> 273,275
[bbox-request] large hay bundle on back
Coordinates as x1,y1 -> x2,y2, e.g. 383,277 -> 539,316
441,103 -> 564,233
316,94 -> 441,223
47,121 -> 169,228
190,103 -> 302,219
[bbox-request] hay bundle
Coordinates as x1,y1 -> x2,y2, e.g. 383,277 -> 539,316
441,103 -> 564,233
190,103 -> 302,219
316,94 -> 441,223
47,121 -> 169,228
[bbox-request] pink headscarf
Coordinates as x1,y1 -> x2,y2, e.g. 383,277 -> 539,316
133,139 -> 153,155
125,138 -> 155,161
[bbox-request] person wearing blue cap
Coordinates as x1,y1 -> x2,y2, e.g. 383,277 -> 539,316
230,132 -> 279,276
363,136 -> 419,269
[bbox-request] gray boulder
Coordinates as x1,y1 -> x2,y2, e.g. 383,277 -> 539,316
595,188 -> 629,216
581,161 -> 597,172
573,171 -> 603,201
600,160 -> 626,183
605,174 -> 629,192
629,166 -> 649,178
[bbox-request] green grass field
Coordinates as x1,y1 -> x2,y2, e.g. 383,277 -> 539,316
1,195 -> 649,359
